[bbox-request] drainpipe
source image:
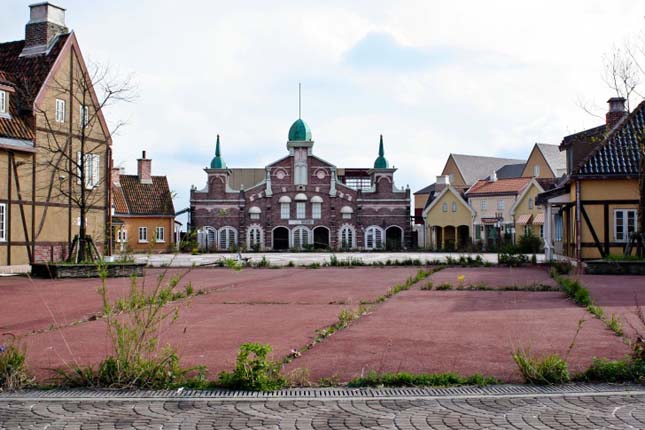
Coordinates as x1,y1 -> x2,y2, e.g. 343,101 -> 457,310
575,179 -> 582,265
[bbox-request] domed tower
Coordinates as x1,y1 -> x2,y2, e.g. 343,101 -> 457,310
373,134 -> 389,169
210,134 -> 227,169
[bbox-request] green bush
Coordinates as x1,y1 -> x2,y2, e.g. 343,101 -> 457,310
218,343 -> 286,391
347,371 -> 498,388
550,260 -> 572,275
0,338 -> 33,391
512,349 -> 570,384
518,233 -> 543,254
498,252 -> 529,267
578,357 -> 645,383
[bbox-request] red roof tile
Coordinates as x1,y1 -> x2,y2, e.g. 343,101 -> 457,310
466,177 -> 531,196
115,175 -> 175,216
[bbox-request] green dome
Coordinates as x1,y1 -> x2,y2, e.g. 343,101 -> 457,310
373,134 -> 389,169
210,135 -> 227,169
288,118 -> 312,141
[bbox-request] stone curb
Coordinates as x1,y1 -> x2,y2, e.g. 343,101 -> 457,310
1,383 -> 643,401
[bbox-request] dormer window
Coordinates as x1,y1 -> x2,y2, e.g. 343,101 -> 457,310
0,90 -> 7,114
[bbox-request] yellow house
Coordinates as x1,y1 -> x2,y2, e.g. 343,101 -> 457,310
510,178 -> 546,239
422,176 -> 475,250
538,97 -> 640,261
521,143 -> 566,179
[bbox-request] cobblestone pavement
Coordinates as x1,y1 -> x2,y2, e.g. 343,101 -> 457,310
2,389 -> 645,429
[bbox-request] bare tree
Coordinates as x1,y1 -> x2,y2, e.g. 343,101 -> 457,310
34,62 -> 135,262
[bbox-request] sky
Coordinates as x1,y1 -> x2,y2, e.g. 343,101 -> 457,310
2,1 -> 644,226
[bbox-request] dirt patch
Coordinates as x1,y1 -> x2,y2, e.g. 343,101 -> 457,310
428,266 -> 557,289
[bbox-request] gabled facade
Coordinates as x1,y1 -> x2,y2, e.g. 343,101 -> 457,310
521,143 -> 566,179
510,178 -> 547,239
111,152 -> 176,253
538,97 -> 640,261
0,3 -> 111,265
190,124 -> 411,251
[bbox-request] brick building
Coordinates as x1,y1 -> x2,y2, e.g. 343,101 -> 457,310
190,119 -> 411,251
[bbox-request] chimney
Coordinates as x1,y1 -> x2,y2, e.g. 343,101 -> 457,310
111,167 -> 121,186
137,151 -> 152,184
435,175 -> 450,192
606,97 -> 627,129
21,3 -> 68,57
490,171 -> 497,182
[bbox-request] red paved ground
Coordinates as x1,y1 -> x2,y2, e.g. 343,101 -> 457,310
580,274 -> 645,338
0,267 -> 416,336
428,266 -> 557,289
3,267 -> 418,381
286,289 -> 629,382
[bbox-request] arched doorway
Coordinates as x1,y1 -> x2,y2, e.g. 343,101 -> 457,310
313,226 -> 330,249
457,225 -> 470,250
385,226 -> 403,250
272,227 -> 289,250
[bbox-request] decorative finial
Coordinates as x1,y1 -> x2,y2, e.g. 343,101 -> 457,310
373,134 -> 389,169
379,134 -> 384,156
215,134 -> 221,156
298,83 -> 302,119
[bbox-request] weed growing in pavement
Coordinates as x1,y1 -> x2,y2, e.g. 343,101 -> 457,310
54,267 -> 207,390
287,261 -> 295,267
223,258 -> 243,271
327,255 -> 366,267
512,350 -> 570,384
606,314 -> 624,336
318,374 -> 340,387
217,343 -> 286,391
255,256 -> 272,268
420,281 -> 433,290
0,334 -> 33,391
436,283 -> 453,290
286,368 -> 312,387
347,371 -> 498,388
576,357 -> 645,383
305,262 -> 321,269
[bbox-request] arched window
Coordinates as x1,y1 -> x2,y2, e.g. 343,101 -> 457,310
247,225 -> 263,250
292,226 -> 310,249
199,226 -> 217,251
248,206 -> 262,220
218,226 -> 237,250
340,206 -> 353,219
279,196 -> 291,219
365,226 -> 384,250
339,224 -> 355,249
295,193 -> 307,219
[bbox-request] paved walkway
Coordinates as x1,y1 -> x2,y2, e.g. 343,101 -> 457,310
134,252 -> 546,267
1,385 -> 644,429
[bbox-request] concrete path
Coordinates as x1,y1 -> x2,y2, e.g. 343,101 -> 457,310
1,385 -> 644,429
134,252 -> 546,267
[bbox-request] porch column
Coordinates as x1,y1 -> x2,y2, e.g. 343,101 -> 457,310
544,204 -> 553,261
455,226 -> 459,251
441,227 -> 445,249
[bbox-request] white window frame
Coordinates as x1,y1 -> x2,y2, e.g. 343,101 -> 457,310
451,202 -> 457,212
339,225 -> 355,249
77,152 -> 100,189
55,99 -> 66,123
280,203 -> 290,219
614,209 -> 637,242
117,227 -> 127,243
0,203 -> 5,241
0,91 -> 6,114
296,202 -> 306,219
138,226 -> 148,243
312,202 -> 322,219
291,226 -> 310,249
481,200 -> 487,210
80,105 -> 90,127
533,165 -> 540,177
247,226 -> 263,249
218,226 -> 238,250
155,226 -> 165,243
441,202 -> 448,213
497,199 -> 505,210
554,214 -> 563,242
365,226 -> 384,250
528,198 -> 534,209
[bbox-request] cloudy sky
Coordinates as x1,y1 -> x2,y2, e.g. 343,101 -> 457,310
2,1 -> 644,224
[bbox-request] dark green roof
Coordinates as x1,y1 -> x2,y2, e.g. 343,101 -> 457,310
210,135 -> 227,169
288,118 -> 312,141
373,135 -> 389,168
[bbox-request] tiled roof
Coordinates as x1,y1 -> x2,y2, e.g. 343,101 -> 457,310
575,101 -> 645,177
0,34 -> 70,140
560,124 -> 605,149
112,184 -> 129,213
414,183 -> 436,195
536,143 -> 566,175
450,154 -> 525,185
466,177 -> 531,196
115,175 -> 175,216
494,163 -> 525,179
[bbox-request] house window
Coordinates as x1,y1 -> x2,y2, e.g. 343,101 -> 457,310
341,206 -> 353,219
312,202 -> 322,219
0,203 -> 5,241
475,224 -> 481,240
554,214 -> 563,242
340,225 -> 354,249
138,227 -> 148,243
442,203 -> 448,212
614,209 -> 637,242
343,212 -> 351,219
451,202 -> 457,212
365,226 -> 384,250
528,198 -> 534,209
292,226 -> 309,249
77,152 -> 100,189
248,226 -> 262,249
280,203 -> 290,219
55,99 -> 66,123
345,177 -> 371,191
250,213 -> 259,220
497,200 -> 505,210
205,227 -> 217,250
533,165 -> 540,177
155,227 -> 165,242
481,200 -> 487,210
524,225 -> 532,236
80,105 -> 90,126
539,225 -> 544,238
0,91 -> 6,114
219,227 -> 237,250
117,227 -> 127,243
296,202 -> 306,219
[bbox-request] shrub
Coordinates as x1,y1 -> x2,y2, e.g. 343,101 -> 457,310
347,371 -> 498,388
578,357 -> 645,383
517,232 -> 543,254
550,260 -> 572,276
559,278 -> 592,307
512,349 -> 570,384
498,252 -> 529,267
0,335 -> 33,391
217,343 -> 286,391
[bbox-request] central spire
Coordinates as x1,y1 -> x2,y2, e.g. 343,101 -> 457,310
298,82 -> 302,119
373,134 -> 389,168
210,134 -> 227,169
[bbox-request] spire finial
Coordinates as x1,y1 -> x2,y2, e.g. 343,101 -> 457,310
373,134 -> 389,169
215,134 -> 221,156
379,134 -> 384,156
298,82 -> 302,119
